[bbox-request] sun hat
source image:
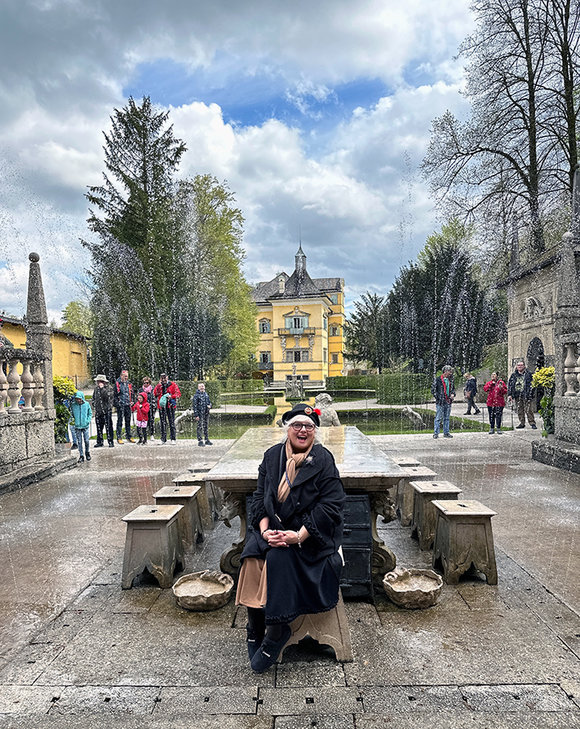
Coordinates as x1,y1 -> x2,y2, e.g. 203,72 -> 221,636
94,374 -> 109,383
281,402 -> 321,427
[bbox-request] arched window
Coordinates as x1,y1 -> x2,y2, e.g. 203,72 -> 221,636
259,319 -> 271,334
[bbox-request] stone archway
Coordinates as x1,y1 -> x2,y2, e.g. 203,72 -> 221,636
527,337 -> 545,370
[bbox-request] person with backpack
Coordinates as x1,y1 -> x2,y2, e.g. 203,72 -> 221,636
71,390 -> 92,463
153,373 -> 181,444
92,374 -> 114,448
113,369 -> 136,443
463,372 -> 480,415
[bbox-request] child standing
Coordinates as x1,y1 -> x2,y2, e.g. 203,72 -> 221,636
483,373 -> 507,434
71,390 -> 93,462
132,392 -> 150,445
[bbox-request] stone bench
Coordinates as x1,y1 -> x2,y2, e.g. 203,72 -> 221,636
432,499 -> 498,585
279,591 -> 353,663
121,504 -> 183,589
154,484 -> 204,551
410,481 -> 462,550
396,466 -> 438,526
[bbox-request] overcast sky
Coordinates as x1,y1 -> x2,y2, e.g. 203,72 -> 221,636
0,0 -> 474,323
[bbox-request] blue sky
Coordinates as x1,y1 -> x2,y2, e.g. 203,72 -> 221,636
125,58 -> 390,133
0,0 -> 473,322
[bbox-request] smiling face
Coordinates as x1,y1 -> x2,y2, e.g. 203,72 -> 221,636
287,417 -> 316,452
516,361 -> 525,373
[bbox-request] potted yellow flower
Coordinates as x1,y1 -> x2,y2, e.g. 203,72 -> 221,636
531,366 -> 555,436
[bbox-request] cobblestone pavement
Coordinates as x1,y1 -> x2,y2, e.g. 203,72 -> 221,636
0,431 -> 578,727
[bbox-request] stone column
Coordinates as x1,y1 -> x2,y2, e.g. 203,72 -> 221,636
25,253 -> 54,411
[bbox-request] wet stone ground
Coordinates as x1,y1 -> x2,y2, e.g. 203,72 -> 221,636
0,432 -> 578,728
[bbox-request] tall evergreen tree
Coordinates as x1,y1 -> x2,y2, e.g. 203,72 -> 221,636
84,96 -> 187,377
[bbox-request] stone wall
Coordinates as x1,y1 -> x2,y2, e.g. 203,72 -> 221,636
506,260 -> 557,369
0,410 -> 55,476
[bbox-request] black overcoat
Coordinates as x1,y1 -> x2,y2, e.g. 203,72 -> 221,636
240,441 -> 345,624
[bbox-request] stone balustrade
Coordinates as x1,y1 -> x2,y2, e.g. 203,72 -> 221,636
0,348 -> 46,416
561,335 -> 580,396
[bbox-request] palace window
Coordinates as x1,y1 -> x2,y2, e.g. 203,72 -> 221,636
259,319 -> 271,333
285,349 -> 309,363
260,351 -> 271,363
323,317 -> 327,331
323,348 -> 327,362
285,315 -> 309,331
330,325 -> 340,337
329,293 -> 339,305
332,353 -> 339,364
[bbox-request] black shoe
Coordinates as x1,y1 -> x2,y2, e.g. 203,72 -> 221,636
71,443 -> 78,450
77,456 -> 84,463
516,424 -> 525,429
246,624 -> 265,661
443,433 -> 453,438
464,412 -> 470,415
86,453 -> 91,461
108,443 -> 115,448
94,443 -> 104,448
475,409 -> 481,414
198,441 -> 205,447
433,433 -> 438,439
205,440 -> 213,446
531,424 -> 537,430
250,625 -> 292,673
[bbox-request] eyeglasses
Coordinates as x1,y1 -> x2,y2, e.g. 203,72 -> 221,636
290,422 -> 315,432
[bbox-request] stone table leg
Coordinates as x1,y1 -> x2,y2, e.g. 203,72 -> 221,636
219,492 -> 248,578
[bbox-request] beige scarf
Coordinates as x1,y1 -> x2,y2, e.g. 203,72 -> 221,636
277,438 -> 314,503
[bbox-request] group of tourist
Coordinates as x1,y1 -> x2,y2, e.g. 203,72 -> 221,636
68,369 -> 213,462
432,359 -> 537,439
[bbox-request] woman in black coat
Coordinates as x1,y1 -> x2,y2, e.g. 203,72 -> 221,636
235,402 -> 345,673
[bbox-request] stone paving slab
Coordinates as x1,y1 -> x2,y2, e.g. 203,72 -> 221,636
0,685 -> 62,715
33,612 -> 272,688
356,712 -> 580,728
344,600 -> 580,686
460,683 -> 575,712
360,684 -> 465,712
48,685 -> 161,716
158,686 -> 258,714
0,716 -> 273,729
258,687 -> 362,715
273,718 -> 354,729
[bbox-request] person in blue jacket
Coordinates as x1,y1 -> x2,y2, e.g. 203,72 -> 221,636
71,390 -> 92,463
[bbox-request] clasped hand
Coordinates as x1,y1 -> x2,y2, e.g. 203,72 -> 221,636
261,529 -> 298,547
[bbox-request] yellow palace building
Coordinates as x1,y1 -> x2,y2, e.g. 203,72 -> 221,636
251,246 -> 345,387
1,315 -> 90,387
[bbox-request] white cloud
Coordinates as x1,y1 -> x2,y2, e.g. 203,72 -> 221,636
0,0 -> 474,317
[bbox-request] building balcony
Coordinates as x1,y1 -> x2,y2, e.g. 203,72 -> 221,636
277,327 -> 316,336
258,362 -> 273,370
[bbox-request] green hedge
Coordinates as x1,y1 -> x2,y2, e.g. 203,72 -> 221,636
327,375 -> 431,405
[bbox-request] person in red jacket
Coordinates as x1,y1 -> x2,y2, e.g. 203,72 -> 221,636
483,372 -> 507,434
132,392 -> 151,445
153,373 -> 181,444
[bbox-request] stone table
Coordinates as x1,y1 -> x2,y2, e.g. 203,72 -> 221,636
205,426 -> 408,584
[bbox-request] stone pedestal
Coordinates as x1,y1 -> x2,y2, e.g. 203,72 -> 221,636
396,466 -> 438,526
121,504 -> 183,589
173,473 -> 213,529
410,481 -> 462,550
153,484 -> 204,551
432,500 -> 497,585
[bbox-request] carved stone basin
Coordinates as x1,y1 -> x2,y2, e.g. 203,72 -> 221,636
382,567 -> 443,609
172,570 -> 234,611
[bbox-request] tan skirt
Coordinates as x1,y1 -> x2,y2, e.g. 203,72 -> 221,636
235,557 -> 268,609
